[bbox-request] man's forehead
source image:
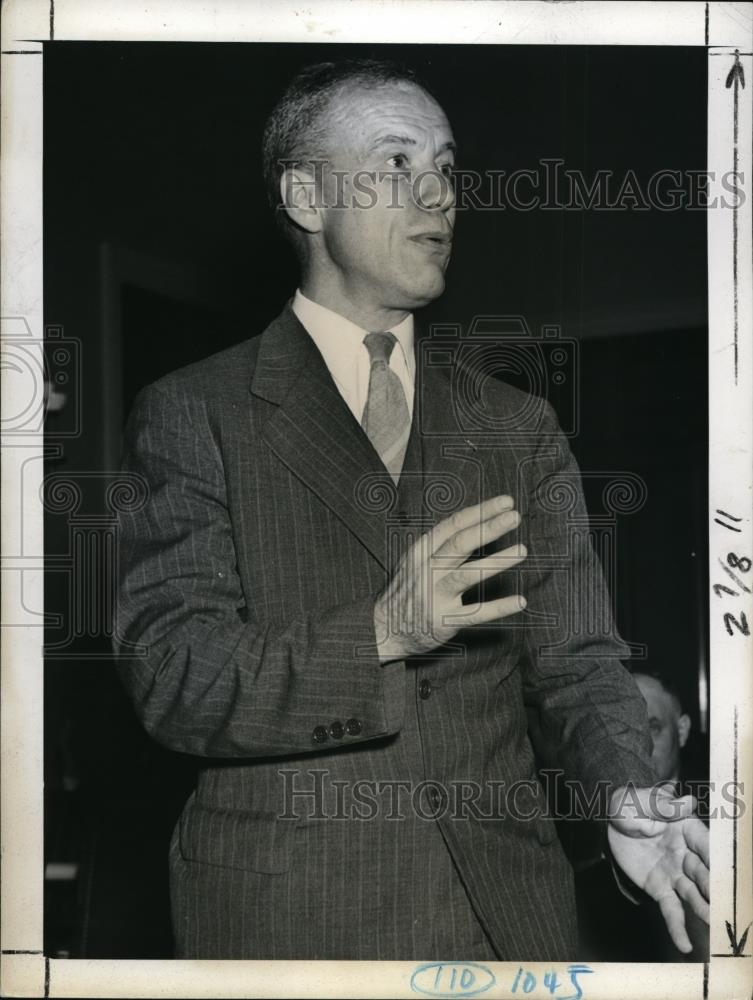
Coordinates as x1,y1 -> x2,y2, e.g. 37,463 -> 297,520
327,81 -> 453,148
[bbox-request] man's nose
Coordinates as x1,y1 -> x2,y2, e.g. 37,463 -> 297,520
411,168 -> 455,212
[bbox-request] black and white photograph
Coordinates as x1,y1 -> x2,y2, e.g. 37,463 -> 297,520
1,3 -> 751,999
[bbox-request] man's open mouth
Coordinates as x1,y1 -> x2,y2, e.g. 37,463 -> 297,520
409,233 -> 452,248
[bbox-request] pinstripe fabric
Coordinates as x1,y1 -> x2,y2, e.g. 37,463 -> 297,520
114,303 -> 656,960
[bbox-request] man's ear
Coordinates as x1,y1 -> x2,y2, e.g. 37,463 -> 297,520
677,713 -> 691,748
279,166 -> 322,235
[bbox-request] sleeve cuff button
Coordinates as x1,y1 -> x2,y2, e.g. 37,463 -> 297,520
329,720 -> 344,740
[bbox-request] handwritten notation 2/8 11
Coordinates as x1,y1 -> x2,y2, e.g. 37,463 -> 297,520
712,509 -> 750,638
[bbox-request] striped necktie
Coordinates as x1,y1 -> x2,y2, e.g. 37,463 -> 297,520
361,331 -> 411,484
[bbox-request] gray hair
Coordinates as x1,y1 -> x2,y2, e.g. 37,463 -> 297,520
261,58 -> 433,239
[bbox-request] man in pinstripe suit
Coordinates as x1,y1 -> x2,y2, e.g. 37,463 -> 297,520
114,59 -> 709,960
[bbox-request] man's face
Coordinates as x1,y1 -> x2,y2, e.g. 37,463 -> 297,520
634,674 -> 690,782
313,81 -> 456,313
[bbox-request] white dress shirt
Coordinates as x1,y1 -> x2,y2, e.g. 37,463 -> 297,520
291,289 -> 415,425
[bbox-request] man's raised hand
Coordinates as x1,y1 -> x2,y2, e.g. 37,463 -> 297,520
373,494 -> 527,663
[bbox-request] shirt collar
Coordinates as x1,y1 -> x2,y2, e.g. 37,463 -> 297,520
292,288 -> 415,377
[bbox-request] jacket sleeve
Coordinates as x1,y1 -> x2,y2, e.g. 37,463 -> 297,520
519,400 -> 656,799
112,382 -> 406,758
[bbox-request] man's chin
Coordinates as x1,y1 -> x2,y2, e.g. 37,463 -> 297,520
401,269 -> 447,309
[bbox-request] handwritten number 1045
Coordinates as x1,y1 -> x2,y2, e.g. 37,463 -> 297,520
511,964 -> 593,999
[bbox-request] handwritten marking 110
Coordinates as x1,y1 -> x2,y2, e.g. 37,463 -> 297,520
408,961 -> 593,998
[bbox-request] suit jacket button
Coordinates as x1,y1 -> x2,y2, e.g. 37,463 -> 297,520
345,718 -> 362,736
312,725 -> 328,744
329,720 -> 344,740
419,679 -> 432,700
536,819 -> 557,846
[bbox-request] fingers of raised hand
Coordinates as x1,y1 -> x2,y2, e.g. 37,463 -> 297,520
439,544 -> 527,596
431,495 -> 514,551
434,505 -> 520,566
443,593 -> 527,629
441,511 -> 521,567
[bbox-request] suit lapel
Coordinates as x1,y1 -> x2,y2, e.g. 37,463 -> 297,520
251,304 -> 394,570
251,306 -> 511,568
414,335 -> 487,516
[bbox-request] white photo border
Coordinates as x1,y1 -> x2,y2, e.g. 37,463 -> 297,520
1,1 -> 751,998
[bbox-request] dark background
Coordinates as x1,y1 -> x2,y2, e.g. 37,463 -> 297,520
43,42 -> 708,958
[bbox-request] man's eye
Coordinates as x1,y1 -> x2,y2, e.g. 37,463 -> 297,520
440,163 -> 454,177
387,154 -> 410,170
